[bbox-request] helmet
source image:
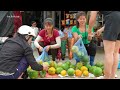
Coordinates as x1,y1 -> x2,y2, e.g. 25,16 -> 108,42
17,25 -> 36,37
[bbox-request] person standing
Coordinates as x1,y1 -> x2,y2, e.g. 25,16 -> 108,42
72,11 -> 96,65
31,21 -> 39,40
88,11 -> 120,79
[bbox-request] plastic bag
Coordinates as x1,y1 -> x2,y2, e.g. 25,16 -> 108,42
36,46 -> 50,62
73,38 -> 88,62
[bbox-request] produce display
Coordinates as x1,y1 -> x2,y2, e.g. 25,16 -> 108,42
27,60 -> 104,79
27,42 -> 105,79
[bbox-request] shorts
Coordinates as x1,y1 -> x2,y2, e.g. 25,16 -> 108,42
103,11 -> 120,41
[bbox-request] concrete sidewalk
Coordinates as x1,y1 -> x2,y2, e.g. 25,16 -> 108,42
33,47 -> 120,79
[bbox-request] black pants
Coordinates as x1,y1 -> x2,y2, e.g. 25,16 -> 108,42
84,43 -> 97,56
84,44 -> 90,56
84,43 -> 97,66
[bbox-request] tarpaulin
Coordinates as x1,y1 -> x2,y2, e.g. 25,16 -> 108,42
0,11 -> 22,37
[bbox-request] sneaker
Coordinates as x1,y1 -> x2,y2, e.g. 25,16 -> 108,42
115,74 -> 118,78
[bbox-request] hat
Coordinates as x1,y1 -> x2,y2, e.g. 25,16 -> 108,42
44,18 -> 54,25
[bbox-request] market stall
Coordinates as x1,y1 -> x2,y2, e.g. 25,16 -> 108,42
27,41 -> 104,79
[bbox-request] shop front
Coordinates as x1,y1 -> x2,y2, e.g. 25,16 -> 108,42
22,11 -> 62,30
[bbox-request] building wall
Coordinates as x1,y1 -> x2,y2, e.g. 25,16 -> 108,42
43,11 -> 61,29
22,11 -> 62,29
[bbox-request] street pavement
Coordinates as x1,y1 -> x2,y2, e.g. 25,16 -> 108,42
33,46 -> 120,79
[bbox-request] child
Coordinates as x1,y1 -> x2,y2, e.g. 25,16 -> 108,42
88,35 -> 97,66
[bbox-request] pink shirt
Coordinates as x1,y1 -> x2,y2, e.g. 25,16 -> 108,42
39,29 -> 59,46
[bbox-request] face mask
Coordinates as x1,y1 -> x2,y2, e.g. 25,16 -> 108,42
25,35 -> 33,45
